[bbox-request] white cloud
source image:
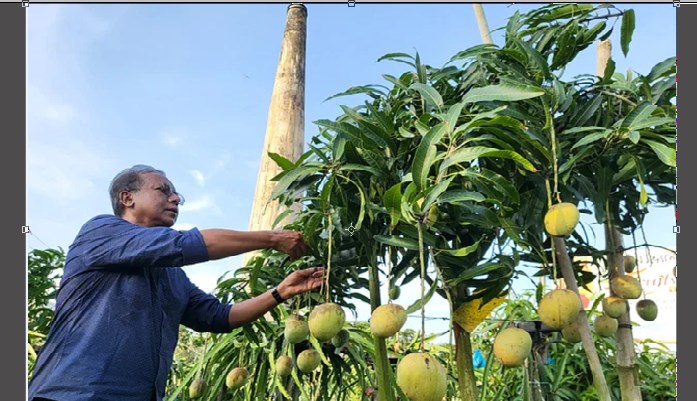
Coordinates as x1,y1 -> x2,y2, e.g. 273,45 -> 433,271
190,169 -> 205,187
180,195 -> 218,213
160,127 -> 187,147
27,85 -> 76,125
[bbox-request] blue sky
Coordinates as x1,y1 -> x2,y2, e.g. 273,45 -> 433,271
27,4 -> 676,336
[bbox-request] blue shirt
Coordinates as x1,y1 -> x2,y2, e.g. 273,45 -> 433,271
28,215 -> 233,401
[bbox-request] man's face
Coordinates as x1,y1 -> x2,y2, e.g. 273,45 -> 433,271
125,172 -> 182,227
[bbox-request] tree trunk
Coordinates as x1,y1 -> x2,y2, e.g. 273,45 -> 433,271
472,4 -> 494,45
244,3 -> 307,266
454,324 -> 479,401
368,257 -> 395,401
553,237 -> 612,401
597,39 -> 643,401
606,225 -> 643,401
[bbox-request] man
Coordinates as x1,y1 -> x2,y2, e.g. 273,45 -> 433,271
28,165 -> 323,401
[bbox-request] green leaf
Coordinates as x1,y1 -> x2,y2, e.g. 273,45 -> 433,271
570,129 -> 612,150
532,4 -> 594,22
438,238 -> 481,257
442,146 -> 536,172
638,175 -> 648,207
412,123 -> 448,190
267,152 -> 295,171
641,139 -> 676,167
648,57 -> 676,82
377,52 -> 416,67
271,166 -> 320,199
421,177 -> 454,212
339,163 -> 382,177
405,275 -> 439,314
629,131 -> 640,144
570,95 -> 603,126
622,102 -> 657,131
438,190 -> 487,204
323,84 -> 388,102
449,44 -> 499,62
461,84 -> 545,104
512,38 -> 550,79
374,235 -> 420,250
602,58 -> 616,83
445,102 -> 465,134
409,83 -> 444,111
621,9 -> 636,57
447,262 -> 503,287
383,183 -> 402,229
415,52 -> 427,84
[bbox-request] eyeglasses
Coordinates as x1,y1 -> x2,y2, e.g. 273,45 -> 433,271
154,185 -> 186,205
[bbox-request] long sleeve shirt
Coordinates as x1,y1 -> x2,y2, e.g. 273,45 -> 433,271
28,215 -> 233,401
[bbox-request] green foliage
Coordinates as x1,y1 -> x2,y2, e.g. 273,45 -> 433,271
172,4 -> 675,400
471,291 -> 676,401
27,247 -> 65,378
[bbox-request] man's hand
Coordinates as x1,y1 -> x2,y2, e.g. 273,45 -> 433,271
277,267 -> 324,300
272,231 -> 309,260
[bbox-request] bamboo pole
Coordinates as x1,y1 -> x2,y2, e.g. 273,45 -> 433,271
473,4 -> 494,45
244,4 -> 307,266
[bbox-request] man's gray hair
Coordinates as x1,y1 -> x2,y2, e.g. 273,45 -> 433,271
109,164 -> 166,216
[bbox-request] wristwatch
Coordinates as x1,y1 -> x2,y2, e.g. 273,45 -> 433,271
271,287 -> 286,304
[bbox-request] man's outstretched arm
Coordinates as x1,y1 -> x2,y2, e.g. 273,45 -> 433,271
227,267 -> 324,329
199,229 -> 308,261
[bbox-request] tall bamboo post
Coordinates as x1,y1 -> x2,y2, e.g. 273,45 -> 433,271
473,4 -> 494,45
243,3 -> 307,266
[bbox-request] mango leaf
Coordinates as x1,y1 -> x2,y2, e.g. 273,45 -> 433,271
446,261 -> 503,287
621,9 -> 635,57
267,152 -> 295,171
621,102 -> 657,131
442,146 -> 536,172
409,83 -> 444,112
512,37 -> 550,79
437,238 -> 482,257
570,129 -> 612,150
405,275 -> 439,314
412,123 -> 448,190
449,44 -> 499,62
438,190 -> 487,204
271,165 -> 321,199
629,117 -> 675,131
340,105 -> 394,149
445,102 -> 465,134
569,95 -> 603,126
374,235 -> 420,250
377,52 -> 416,67
383,183 -> 402,229
648,57 -> 676,82
421,177 -> 454,212
308,336 -> 331,365
641,139 -> 676,167
333,135 -> 347,161
628,131 -> 640,144
323,84 -> 388,102
452,294 -> 507,333
339,163 -> 383,177
637,173 -> 648,207
461,84 -> 545,104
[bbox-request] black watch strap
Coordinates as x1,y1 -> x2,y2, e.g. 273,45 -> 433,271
271,287 -> 286,303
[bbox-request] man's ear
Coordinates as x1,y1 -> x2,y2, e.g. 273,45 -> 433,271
119,191 -> 135,209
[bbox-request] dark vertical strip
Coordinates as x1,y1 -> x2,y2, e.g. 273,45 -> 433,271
677,4 -> 691,401
0,3 -> 27,401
